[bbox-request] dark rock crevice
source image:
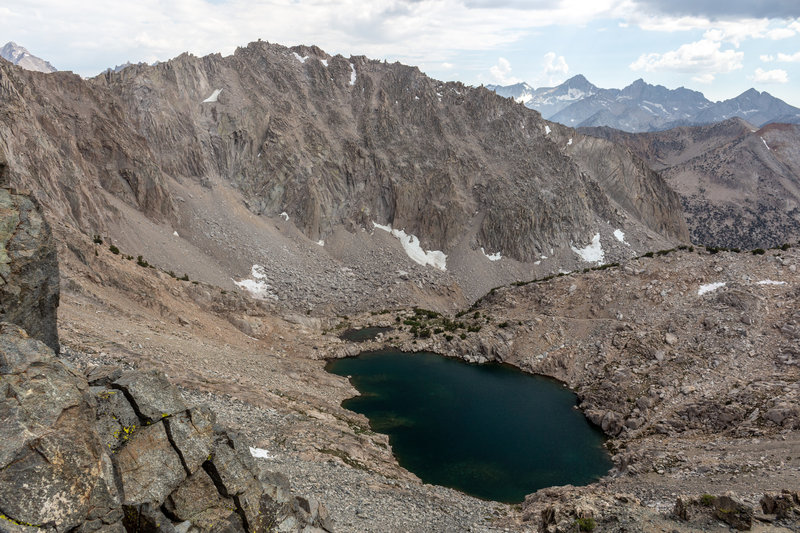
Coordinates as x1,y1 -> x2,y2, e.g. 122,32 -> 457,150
109,383 -> 151,425
162,418 -> 191,477
200,459 -> 250,533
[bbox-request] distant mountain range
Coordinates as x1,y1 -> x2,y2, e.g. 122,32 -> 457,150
0,42 -> 57,73
488,75 -> 800,133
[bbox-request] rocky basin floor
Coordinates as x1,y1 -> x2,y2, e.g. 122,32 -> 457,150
51,239 -> 800,532
58,345 -> 519,533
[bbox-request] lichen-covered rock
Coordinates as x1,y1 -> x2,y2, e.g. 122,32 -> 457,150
760,491 -> 798,519
113,422 -> 187,506
0,323 -> 117,530
713,495 -> 753,531
164,406 -> 216,474
0,186 -> 60,352
92,386 -> 140,452
112,370 -> 187,422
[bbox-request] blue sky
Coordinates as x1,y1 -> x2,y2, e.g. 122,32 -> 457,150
2,0 -> 799,105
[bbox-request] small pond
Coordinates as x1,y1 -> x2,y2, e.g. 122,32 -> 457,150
339,326 -> 393,343
326,349 -> 612,503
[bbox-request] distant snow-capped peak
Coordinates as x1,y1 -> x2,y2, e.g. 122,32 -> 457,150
1,42 -> 57,73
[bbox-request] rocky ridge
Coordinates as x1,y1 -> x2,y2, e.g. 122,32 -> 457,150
1,41 -> 687,314
582,119 -> 800,249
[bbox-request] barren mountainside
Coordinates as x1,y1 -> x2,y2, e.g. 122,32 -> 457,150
582,119 -> 800,249
0,41 -> 687,311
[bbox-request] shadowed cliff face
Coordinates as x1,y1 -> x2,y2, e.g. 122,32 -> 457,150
2,42 -> 686,291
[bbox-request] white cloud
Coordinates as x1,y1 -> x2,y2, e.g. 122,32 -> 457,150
751,67 -> 788,83
777,51 -> 800,62
766,27 -> 795,40
489,57 -> 521,84
0,0 -> 628,76
629,13 -> 791,46
692,73 -> 715,84
630,39 -> 743,81
760,54 -> 775,62
541,51 -> 569,84
441,62 -> 454,69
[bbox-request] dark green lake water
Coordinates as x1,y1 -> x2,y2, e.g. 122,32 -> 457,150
326,350 -> 612,503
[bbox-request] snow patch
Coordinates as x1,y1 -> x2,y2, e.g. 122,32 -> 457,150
293,52 -> 308,63
173,231 -> 179,237
556,88 -> 586,101
480,247 -> 502,261
349,63 -> 357,85
757,280 -> 786,285
643,100 -> 667,114
249,447 -> 274,459
317,240 -> 325,246
234,265 -> 278,300
372,222 -> 447,271
761,137 -> 771,150
613,229 -> 627,244
321,59 -> 328,67
571,233 -> 604,264
545,125 -> 551,135
534,260 -> 541,265
279,212 -> 289,221
698,282 -> 725,296
202,89 -> 222,103
567,138 -> 573,146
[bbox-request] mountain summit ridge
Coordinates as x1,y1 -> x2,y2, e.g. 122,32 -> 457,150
0,41 -> 57,73
490,75 -> 800,132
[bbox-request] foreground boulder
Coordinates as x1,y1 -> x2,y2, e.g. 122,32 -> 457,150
0,323 -> 332,533
0,162 -> 60,352
0,323 -> 115,532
